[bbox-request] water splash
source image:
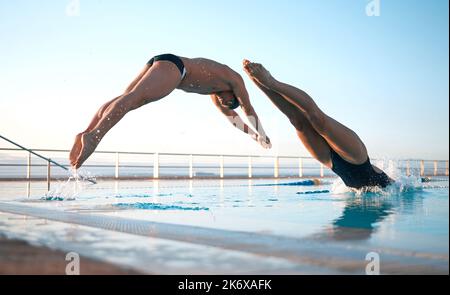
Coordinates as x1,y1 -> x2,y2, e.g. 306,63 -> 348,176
331,159 -> 424,196
42,168 -> 96,201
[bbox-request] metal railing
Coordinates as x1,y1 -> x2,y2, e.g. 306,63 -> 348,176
0,147 -> 324,179
0,147 -> 448,184
0,136 -> 96,189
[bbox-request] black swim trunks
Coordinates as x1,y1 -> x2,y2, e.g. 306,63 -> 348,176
147,54 -> 186,79
330,149 -> 392,189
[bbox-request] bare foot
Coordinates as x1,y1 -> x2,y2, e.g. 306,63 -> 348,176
69,133 -> 84,166
243,59 -> 275,88
73,132 -> 100,169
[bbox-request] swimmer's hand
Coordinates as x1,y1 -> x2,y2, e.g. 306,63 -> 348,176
257,134 -> 272,149
250,132 -> 271,149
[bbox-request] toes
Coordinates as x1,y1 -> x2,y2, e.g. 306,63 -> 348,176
246,63 -> 256,71
243,65 -> 253,75
74,158 -> 83,169
243,61 -> 263,78
243,62 -> 252,73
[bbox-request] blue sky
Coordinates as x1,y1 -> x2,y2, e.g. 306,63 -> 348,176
0,0 -> 448,160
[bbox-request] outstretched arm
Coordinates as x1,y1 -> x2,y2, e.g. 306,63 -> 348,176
211,95 -> 266,146
230,77 -> 271,148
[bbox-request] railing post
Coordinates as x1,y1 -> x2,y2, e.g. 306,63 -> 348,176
320,163 -> 324,178
406,160 -> 410,176
27,152 -> 31,179
434,161 -> 438,176
47,159 -> 51,191
219,155 -> 224,178
248,156 -> 252,179
189,179 -> 193,195
153,153 -> 159,179
420,160 -> 425,176
189,154 -> 194,178
298,158 -> 303,178
115,152 -> 120,179
274,156 -> 279,178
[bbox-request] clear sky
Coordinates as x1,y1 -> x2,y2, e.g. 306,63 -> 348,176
0,0 -> 448,160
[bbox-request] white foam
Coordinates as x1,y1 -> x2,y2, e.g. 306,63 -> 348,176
43,168 -> 95,201
330,159 -> 424,196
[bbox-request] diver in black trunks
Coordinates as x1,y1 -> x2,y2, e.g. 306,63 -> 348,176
243,59 -> 392,189
70,54 -> 272,169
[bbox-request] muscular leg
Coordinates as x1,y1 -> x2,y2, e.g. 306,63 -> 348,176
70,65 -> 152,165
124,63 -> 152,94
244,70 -> 332,167
243,60 -> 368,165
73,61 -> 182,168
69,97 -> 118,165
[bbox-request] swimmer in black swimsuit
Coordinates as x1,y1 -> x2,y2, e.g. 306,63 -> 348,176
70,54 -> 272,169
243,60 -> 392,189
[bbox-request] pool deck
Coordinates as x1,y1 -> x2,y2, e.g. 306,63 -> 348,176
0,236 -> 143,275
0,201 -> 447,275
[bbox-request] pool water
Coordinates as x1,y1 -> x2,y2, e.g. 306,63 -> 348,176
0,177 -> 448,274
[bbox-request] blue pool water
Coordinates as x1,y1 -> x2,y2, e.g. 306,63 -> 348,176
0,176 -> 448,274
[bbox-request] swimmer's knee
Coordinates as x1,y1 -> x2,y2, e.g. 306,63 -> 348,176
286,111 -> 306,129
128,90 -> 167,109
289,116 -> 305,132
120,91 -> 152,110
308,110 -> 327,134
